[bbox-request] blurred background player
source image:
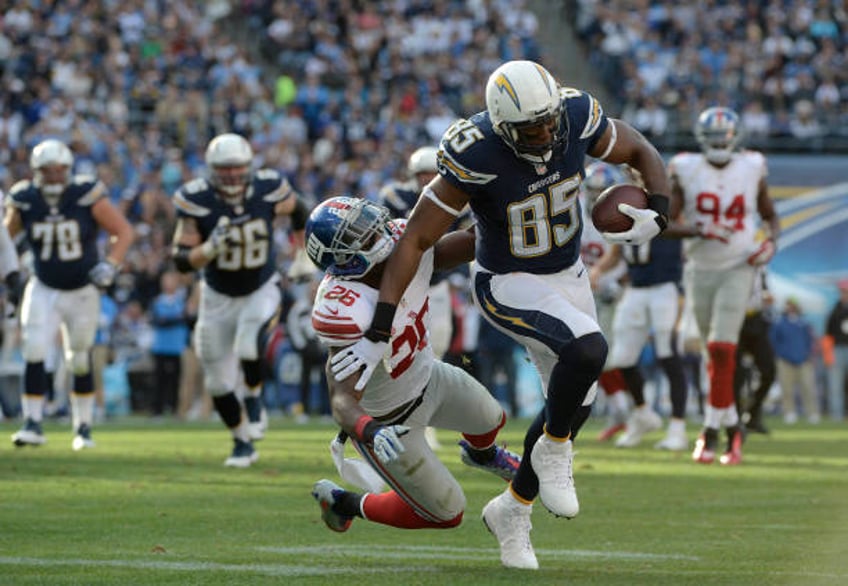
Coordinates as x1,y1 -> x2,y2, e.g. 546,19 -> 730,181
733,269 -> 776,434
578,162 -> 630,442
824,280 -> 848,422
304,197 -> 519,545
6,139 -> 134,450
668,106 -> 780,465
378,145 -> 472,449
170,133 -> 308,467
590,184 -> 688,451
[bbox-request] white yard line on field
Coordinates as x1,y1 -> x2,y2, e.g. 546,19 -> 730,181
257,544 -> 700,561
0,557 -> 423,577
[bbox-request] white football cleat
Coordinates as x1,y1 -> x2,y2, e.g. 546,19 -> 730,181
71,424 -> 96,451
12,419 -> 47,447
224,439 -> 259,468
530,434 -> 579,518
482,491 -> 538,570
654,427 -> 688,451
615,407 -> 663,448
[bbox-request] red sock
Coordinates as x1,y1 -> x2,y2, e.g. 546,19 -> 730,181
707,341 -> 737,408
362,491 -> 462,529
462,411 -> 506,449
599,369 -> 627,395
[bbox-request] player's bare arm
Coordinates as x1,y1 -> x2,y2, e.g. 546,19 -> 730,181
590,119 -> 671,198
377,176 -> 469,307
172,216 -> 215,270
663,176 -> 702,238
324,348 -> 367,433
757,178 -> 780,240
3,205 -> 23,239
91,196 -> 134,265
432,225 -> 476,271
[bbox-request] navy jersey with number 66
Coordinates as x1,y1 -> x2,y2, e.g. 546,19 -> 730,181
173,169 -> 293,297
8,177 -> 105,290
438,88 -> 608,274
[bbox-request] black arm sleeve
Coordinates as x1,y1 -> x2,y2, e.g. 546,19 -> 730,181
290,198 -> 310,231
172,245 -> 193,273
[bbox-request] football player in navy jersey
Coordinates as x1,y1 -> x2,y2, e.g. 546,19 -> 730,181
170,133 -> 309,468
329,60 -> 671,568
6,139 -> 134,450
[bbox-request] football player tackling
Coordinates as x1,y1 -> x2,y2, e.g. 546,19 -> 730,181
328,60 -> 671,568
306,197 -> 520,558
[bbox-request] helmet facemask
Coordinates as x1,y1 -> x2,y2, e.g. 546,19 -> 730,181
695,107 -> 741,165
306,197 -> 395,278
30,139 -> 74,205
205,134 -> 253,204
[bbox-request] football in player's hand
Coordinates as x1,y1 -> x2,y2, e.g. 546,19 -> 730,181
591,184 -> 649,233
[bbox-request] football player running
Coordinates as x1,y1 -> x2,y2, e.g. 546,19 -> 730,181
589,168 -> 688,451
6,139 -> 134,450
306,197 -> 521,553
667,107 -> 780,465
328,60 -> 671,569
170,133 -> 308,467
378,145 -> 472,449
578,163 -> 631,442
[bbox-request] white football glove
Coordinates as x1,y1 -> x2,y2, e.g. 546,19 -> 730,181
747,239 -> 776,266
601,204 -> 664,244
330,337 -> 389,391
89,260 -> 119,288
699,222 -> 735,243
200,216 -> 232,259
372,424 -> 410,464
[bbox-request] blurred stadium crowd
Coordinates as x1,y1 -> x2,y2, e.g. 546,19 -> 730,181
0,0 -> 844,423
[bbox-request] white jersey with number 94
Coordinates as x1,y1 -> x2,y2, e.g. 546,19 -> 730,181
670,150 -> 767,271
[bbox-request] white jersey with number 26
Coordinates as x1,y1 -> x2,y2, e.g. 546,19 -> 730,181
670,150 -> 767,271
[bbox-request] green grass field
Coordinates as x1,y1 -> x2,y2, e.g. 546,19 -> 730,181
2,416 -> 847,585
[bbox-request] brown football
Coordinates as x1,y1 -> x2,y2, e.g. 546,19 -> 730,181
591,184 -> 649,233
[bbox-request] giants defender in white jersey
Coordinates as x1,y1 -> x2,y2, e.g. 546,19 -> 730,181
171,133 -> 309,468
332,61 -> 672,570
6,139 -> 134,451
579,163 -> 630,442
306,196 -> 520,538
667,107 -> 780,466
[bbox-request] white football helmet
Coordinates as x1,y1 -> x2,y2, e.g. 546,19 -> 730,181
407,146 -> 438,175
695,107 -> 742,165
30,139 -> 74,201
205,133 -> 253,201
485,60 -> 562,164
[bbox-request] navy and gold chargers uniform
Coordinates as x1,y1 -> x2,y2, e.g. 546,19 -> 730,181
171,164 -> 300,467
439,88 -> 607,275
7,160 -> 134,452
10,177 -> 104,289
173,169 -> 289,297
604,236 -> 689,450
377,179 -> 418,220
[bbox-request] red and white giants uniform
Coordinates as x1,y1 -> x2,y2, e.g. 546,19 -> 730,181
312,234 -> 505,524
670,150 -> 766,428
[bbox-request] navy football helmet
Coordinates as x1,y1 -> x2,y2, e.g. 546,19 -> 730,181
305,196 -> 395,278
695,107 -> 741,165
